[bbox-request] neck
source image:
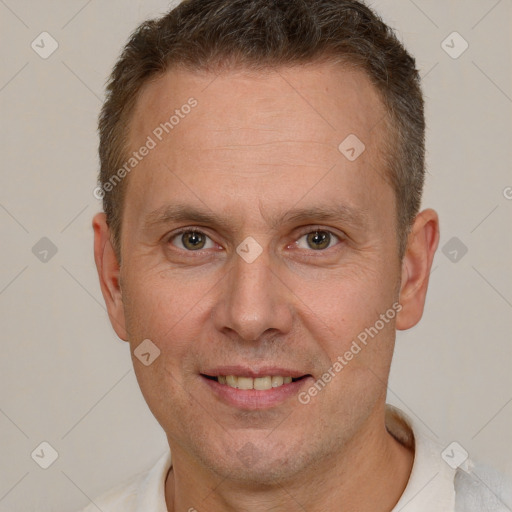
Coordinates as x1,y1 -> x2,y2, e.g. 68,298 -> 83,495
165,405 -> 414,512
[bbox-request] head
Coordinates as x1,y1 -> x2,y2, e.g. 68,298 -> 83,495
98,0 -> 426,261
94,0 -> 438,488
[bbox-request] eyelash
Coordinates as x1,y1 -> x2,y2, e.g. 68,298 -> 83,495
166,226 -> 343,254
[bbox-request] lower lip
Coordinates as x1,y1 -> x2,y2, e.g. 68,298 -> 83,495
201,375 -> 312,409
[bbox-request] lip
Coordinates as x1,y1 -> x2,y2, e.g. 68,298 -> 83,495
200,373 -> 313,410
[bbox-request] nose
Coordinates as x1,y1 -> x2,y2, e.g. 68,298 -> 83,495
211,243 -> 294,343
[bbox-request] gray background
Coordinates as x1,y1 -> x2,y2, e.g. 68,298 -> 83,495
0,0 -> 511,510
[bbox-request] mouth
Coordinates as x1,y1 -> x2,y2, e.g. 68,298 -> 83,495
201,374 -> 309,390
200,369 -> 313,409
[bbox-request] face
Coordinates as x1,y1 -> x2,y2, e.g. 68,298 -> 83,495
96,61 -> 431,485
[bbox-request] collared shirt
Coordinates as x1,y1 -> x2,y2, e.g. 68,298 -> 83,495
76,404 -> 510,511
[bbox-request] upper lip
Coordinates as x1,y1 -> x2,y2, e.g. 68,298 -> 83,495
201,366 -> 310,379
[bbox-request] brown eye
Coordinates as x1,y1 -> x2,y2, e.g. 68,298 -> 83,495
182,231 -> 206,250
307,231 -> 330,250
297,230 -> 339,251
170,230 -> 214,251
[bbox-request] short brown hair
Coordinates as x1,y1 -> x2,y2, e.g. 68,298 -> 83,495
98,0 -> 425,260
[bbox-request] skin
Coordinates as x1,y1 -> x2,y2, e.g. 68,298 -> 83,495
93,61 -> 439,512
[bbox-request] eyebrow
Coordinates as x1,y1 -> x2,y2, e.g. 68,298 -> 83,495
143,202 -> 369,232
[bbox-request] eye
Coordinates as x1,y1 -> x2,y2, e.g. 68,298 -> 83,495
295,230 -> 341,251
169,229 -> 216,251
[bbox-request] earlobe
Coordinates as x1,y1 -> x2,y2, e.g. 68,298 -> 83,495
396,209 -> 440,331
93,213 -> 129,341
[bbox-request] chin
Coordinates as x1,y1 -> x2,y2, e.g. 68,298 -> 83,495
200,440 -> 313,486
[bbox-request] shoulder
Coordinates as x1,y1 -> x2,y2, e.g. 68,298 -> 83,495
454,460 -> 512,511
386,404 -> 512,511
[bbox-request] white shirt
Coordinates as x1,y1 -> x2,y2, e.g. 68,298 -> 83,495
76,404 -> 510,511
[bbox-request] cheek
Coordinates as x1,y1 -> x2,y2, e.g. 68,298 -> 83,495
123,272 -> 206,427
123,267 -> 202,339
122,268 -> 214,381
297,259 -> 397,327
294,264 -> 400,385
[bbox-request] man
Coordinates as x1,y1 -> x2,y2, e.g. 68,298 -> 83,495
83,0 -> 510,510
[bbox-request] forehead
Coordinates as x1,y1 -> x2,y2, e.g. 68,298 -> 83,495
122,61 -> 392,231
130,61 -> 387,150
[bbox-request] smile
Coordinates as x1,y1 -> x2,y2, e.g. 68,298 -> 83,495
201,372 -> 312,409
214,375 -> 298,390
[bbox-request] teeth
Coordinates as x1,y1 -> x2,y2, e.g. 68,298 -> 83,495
237,376 -> 253,390
271,376 -> 284,387
226,375 -> 237,388
254,376 -> 272,390
217,375 -> 296,390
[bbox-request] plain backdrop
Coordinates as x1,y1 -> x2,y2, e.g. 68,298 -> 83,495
0,1 -> 511,510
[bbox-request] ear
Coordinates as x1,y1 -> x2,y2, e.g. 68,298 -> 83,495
396,208 -> 440,331
93,212 -> 129,341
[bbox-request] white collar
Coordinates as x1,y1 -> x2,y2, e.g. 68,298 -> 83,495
387,404 -> 456,511
134,449 -> 171,512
